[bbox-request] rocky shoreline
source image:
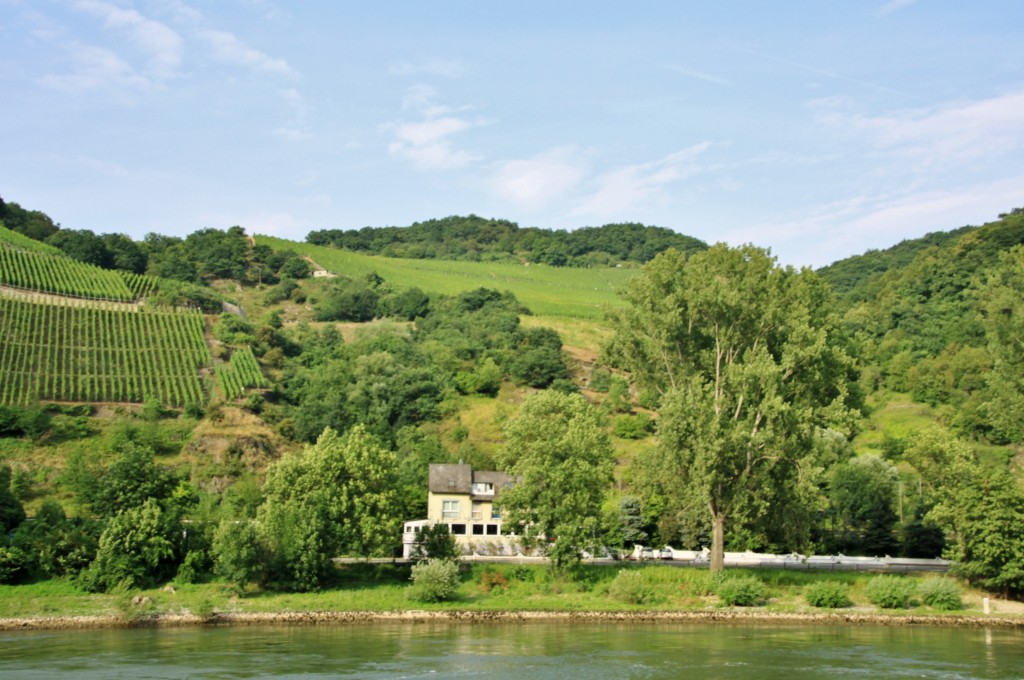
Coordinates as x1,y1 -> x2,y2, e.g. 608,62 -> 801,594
3,609 -> 1024,632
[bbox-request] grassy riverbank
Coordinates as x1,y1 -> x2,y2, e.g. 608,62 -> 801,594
2,564 -> 1022,630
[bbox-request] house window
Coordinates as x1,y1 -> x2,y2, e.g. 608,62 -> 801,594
442,500 -> 460,520
447,479 -> 456,489
472,482 -> 494,495
472,524 -> 485,535
472,503 -> 483,521
486,524 -> 499,536
450,524 -> 466,535
491,508 -> 501,520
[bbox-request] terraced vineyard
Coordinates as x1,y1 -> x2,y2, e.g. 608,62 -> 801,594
0,224 -> 64,255
0,226 -> 159,302
256,235 -> 635,320
215,345 -> 266,400
0,295 -> 210,407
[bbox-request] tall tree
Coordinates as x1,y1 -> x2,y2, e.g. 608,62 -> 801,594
905,429 -> 1024,596
826,455 -> 899,556
258,426 -> 400,590
605,244 -> 858,572
496,391 -> 614,571
977,245 -> 1024,444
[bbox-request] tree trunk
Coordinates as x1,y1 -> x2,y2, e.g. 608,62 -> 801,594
710,510 -> 725,573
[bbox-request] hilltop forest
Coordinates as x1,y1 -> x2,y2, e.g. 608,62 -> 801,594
0,194 -> 1023,596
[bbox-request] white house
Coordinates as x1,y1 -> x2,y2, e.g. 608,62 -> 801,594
402,463 -> 519,558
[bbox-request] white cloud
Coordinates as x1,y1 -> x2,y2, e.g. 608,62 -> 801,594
200,28 -> 294,76
879,0 -> 917,15
387,86 -> 481,170
38,42 -> 149,94
401,84 -> 456,117
274,87 -> 311,140
815,90 -> 1024,165
390,59 -> 465,78
388,118 -> 480,169
729,175 -> 1024,268
489,148 -> 588,211
72,0 -> 183,79
664,64 -> 728,86
160,0 -> 204,24
571,144 -> 712,217
238,0 -> 290,22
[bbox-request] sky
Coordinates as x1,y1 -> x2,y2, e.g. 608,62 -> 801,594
1,1 -> 1023,268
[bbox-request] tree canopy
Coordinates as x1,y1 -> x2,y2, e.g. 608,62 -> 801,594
606,244 -> 860,571
496,391 -> 614,571
307,215 -> 707,267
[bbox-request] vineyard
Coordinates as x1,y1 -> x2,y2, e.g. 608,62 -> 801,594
255,235 -> 634,320
0,224 -> 64,256
0,295 -> 210,407
215,346 -> 266,400
0,239 -> 158,302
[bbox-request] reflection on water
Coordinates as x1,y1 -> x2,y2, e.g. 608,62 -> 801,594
2,622 -> 1022,679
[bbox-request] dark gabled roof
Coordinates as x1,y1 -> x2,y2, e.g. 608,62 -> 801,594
429,463 -> 472,494
428,464 -> 516,499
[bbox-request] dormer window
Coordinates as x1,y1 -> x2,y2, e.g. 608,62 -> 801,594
472,482 -> 494,495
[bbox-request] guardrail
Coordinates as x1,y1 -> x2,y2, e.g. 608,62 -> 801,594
629,547 -> 950,573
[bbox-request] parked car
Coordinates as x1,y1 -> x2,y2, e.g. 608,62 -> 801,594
659,547 -> 674,560
639,547 -> 656,560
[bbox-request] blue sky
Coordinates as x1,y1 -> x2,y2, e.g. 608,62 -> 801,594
2,1 -> 1022,267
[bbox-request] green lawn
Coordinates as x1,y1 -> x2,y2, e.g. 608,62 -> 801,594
0,564 -> 1005,622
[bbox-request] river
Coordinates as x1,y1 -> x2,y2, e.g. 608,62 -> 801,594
2,622 -> 1022,679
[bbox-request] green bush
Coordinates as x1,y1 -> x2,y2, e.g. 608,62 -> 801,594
608,569 -> 648,604
410,523 -> 459,562
804,581 -> 852,608
865,575 -> 916,609
918,578 -> 962,611
407,559 -> 461,603
715,574 -> 766,606
613,413 -> 653,439
478,570 -> 510,593
211,520 -> 266,589
0,545 -> 28,584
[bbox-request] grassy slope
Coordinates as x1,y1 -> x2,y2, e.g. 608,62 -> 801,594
0,564 -> 1013,621
256,235 -> 635,320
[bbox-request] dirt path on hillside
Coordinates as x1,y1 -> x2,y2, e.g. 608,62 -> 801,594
0,284 -> 141,311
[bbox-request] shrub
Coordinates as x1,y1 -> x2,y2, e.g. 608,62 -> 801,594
174,550 -> 209,585
212,520 -> 266,591
715,574 -> 766,606
865,575 -> 916,609
918,578 -> 962,611
183,401 -> 204,419
407,559 -> 461,603
411,523 -> 459,562
0,545 -> 28,584
613,413 -> 653,439
608,569 -> 648,604
479,570 -> 510,593
804,581 -> 852,608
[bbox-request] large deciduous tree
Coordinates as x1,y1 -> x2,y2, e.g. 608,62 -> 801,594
826,455 -> 899,556
977,245 -> 1024,444
905,429 -> 1024,597
496,391 -> 614,571
605,244 -> 858,572
257,425 -> 400,590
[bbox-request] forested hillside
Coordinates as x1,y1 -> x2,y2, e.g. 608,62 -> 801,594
1,196 -> 1023,600
307,215 -> 707,267
821,210 -> 1024,444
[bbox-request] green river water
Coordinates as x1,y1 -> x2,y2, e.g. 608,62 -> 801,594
2,622 -> 1022,679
